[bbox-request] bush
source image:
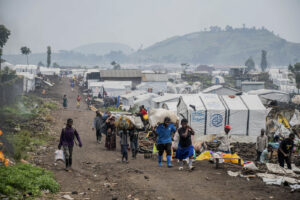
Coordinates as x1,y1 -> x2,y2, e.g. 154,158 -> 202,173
0,164 -> 59,198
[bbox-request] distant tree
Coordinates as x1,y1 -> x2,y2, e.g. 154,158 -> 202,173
245,57 -> 255,71
0,25 -> 11,71
260,50 -> 268,72
47,46 -> 51,68
209,26 -> 221,32
20,46 -> 31,65
53,62 -> 59,68
111,61 -> 121,70
289,63 -> 300,93
37,61 -> 45,67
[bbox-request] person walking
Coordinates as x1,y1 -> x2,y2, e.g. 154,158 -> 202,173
63,94 -> 68,109
256,129 -> 268,161
118,129 -> 130,163
129,129 -> 139,159
155,117 -> 177,168
278,133 -> 295,169
105,116 -> 116,150
76,95 -> 81,108
71,80 -> 75,92
175,119 -> 195,171
58,118 -> 82,171
92,111 -> 103,143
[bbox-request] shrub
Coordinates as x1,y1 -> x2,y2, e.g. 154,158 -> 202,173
0,164 -> 59,198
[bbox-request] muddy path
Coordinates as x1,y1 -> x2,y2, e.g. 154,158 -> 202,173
37,78 -> 300,200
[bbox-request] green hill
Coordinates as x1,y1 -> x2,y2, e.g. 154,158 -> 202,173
133,28 -> 300,65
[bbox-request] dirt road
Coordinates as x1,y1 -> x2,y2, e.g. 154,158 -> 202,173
37,78 -> 300,200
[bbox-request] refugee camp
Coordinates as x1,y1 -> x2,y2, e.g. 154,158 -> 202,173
0,0 -> 300,199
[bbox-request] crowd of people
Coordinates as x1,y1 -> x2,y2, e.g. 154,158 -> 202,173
58,79 -> 297,172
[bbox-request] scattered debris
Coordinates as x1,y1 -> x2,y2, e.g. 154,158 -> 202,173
227,171 -> 240,177
62,194 -> 74,200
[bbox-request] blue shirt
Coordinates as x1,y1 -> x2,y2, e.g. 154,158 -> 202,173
156,123 -> 176,144
260,149 -> 270,164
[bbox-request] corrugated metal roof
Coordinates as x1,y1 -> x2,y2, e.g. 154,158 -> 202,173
100,70 -> 142,78
142,73 -> 168,82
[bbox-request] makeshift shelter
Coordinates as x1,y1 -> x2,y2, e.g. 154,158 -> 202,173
14,65 -> 39,75
220,95 -> 248,135
200,93 -> 226,135
247,89 -> 290,104
39,67 -> 60,75
120,90 -> 147,107
17,72 -> 35,92
133,93 -> 159,110
152,93 -> 181,108
177,94 -> 266,138
240,95 -> 266,136
161,102 -> 178,112
177,94 -> 206,140
89,81 -> 131,97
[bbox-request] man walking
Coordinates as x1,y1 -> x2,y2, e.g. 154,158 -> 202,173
92,111 -> 103,144
155,117 -> 177,168
278,133 -> 295,169
256,129 -> 268,161
58,118 -> 82,171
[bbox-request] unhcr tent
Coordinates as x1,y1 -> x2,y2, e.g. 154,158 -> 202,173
240,95 -> 266,136
177,94 -> 266,138
220,95 -> 248,135
200,93 -> 226,135
177,95 -> 206,140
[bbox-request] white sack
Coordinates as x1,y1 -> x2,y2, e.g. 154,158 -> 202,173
289,110 -> 300,127
126,116 -> 144,129
149,108 -> 179,127
55,150 -> 64,162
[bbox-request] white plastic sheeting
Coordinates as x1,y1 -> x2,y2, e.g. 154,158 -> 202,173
240,95 -> 266,136
177,94 -> 206,140
221,95 -> 248,135
89,81 -> 132,97
162,102 -> 178,112
177,94 -> 266,138
152,93 -> 181,108
17,72 -> 35,92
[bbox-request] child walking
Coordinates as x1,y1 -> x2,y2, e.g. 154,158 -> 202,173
118,129 -> 130,163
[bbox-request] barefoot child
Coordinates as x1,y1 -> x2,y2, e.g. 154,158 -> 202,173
175,119 -> 195,171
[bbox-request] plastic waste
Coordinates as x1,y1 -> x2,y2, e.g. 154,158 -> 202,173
55,150 -> 64,162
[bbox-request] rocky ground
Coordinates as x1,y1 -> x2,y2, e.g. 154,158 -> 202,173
32,78 -> 300,200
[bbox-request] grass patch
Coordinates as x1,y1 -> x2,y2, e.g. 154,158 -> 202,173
0,164 -> 59,199
8,130 -> 47,161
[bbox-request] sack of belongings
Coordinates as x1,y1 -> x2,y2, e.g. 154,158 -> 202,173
126,115 -> 144,129
148,108 -> 179,127
116,116 -> 134,130
55,150 -> 64,162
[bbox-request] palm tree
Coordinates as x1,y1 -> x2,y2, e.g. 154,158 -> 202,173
20,46 -> 31,65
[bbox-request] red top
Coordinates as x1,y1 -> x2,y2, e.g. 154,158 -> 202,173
77,96 -> 81,101
140,108 -> 147,115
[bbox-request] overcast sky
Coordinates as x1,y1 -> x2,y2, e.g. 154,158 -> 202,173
0,0 -> 299,54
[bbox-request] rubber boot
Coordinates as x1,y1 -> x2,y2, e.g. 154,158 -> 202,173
167,155 -> 172,168
158,155 -> 163,167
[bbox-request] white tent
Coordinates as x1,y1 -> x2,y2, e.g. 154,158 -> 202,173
162,101 -> 178,112
240,95 -> 266,136
220,95 -> 248,135
177,94 -> 206,140
17,72 -> 35,92
152,93 -> 181,108
247,89 -> 290,104
89,81 -> 131,97
200,93 -> 226,135
120,90 -> 147,107
39,67 -> 61,75
134,93 -> 159,110
14,65 -> 39,75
